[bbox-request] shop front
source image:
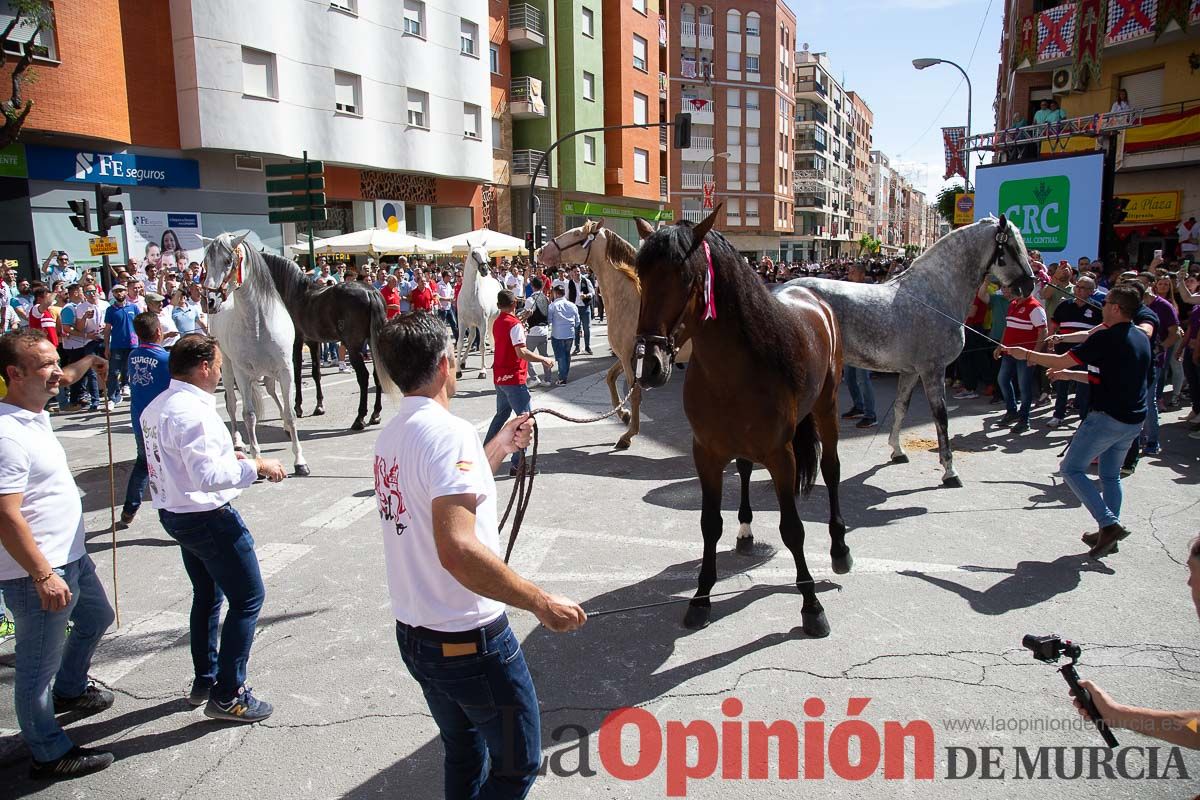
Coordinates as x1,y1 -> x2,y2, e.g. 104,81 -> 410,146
560,200 -> 674,251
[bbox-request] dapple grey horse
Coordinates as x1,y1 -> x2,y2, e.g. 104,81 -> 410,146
782,215 -> 1035,487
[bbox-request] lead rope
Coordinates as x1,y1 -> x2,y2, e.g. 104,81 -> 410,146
501,385 -> 636,564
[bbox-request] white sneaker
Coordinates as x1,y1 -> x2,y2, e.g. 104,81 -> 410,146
338,363 -> 349,373
953,390 -> 978,400
1047,417 -> 1064,428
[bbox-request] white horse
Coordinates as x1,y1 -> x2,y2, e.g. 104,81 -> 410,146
455,243 -> 502,379
201,232 -> 310,476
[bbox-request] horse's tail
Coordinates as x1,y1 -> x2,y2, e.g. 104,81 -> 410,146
793,414 -> 821,498
367,289 -> 396,394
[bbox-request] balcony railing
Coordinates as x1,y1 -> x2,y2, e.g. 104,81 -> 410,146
681,20 -> 696,40
511,149 -> 549,186
659,71 -> 668,98
682,209 -> 705,223
683,135 -> 713,152
796,137 -> 827,153
680,173 -> 704,189
509,76 -> 546,119
508,4 -> 545,49
796,80 -> 827,97
659,125 -> 668,149
660,175 -> 668,199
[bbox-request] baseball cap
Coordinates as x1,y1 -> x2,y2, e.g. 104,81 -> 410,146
145,291 -> 165,302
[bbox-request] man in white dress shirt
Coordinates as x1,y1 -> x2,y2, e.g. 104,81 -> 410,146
140,334 -> 286,723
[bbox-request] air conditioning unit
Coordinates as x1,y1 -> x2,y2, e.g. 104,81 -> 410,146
234,153 -> 263,171
1051,67 -> 1079,94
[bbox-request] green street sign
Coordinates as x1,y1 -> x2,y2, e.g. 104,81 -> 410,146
561,200 -> 674,222
269,208 -> 329,225
267,192 -> 326,209
264,160 -> 324,177
0,143 -> 27,178
266,176 -> 325,193
999,175 -> 1070,252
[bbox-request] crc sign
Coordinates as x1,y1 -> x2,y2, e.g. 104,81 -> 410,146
974,152 -> 1101,263
24,145 -> 200,189
998,176 -> 1070,251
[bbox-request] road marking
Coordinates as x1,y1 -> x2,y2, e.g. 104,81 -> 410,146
91,610 -> 189,686
530,555 -> 969,584
257,542 -> 314,579
300,495 -> 376,530
505,525 -> 562,575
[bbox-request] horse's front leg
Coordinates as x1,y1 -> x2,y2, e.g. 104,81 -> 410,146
888,372 -> 921,463
292,337 -> 305,418
735,458 -> 755,554
812,382 -> 850,571
349,348 -> 369,431
234,370 -> 262,458
369,365 -> 383,426
277,364 -> 309,476
685,440 -> 728,630
763,447 -> 829,638
309,341 -> 325,416
222,375 -> 244,452
922,368 -> 960,487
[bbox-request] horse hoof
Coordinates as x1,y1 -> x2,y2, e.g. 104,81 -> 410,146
455,371 -> 463,379
294,408 -> 304,418
831,551 -> 853,574
891,453 -> 909,464
736,536 -> 755,555
683,605 -> 711,630
312,407 -> 325,417
614,438 -> 631,450
294,464 -> 311,477
351,419 -> 366,432
478,372 -> 487,379
801,608 -> 831,638
618,411 -> 631,424
369,414 -> 382,426
942,475 -> 963,488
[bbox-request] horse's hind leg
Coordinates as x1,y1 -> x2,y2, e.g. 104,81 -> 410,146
763,446 -> 829,638
921,367 -> 960,487
292,337 -> 305,418
888,372 -> 921,463
607,361 -> 628,423
349,348 -> 369,431
685,440 -> 728,630
813,384 -> 851,572
735,458 -> 754,554
235,370 -> 262,458
309,340 -> 325,416
370,366 -> 383,426
276,364 -> 309,476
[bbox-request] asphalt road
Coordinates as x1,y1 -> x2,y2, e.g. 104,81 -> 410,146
2,319 -> 1199,799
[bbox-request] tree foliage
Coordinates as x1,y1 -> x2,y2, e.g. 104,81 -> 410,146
1,0 -> 54,149
857,233 -> 881,257
936,183 -> 966,226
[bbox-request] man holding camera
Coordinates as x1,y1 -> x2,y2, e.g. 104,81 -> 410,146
1002,284 -> 1149,559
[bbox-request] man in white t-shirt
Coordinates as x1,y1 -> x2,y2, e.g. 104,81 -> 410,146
1179,217 -> 1198,260
436,270 -> 458,339
0,330 -> 116,779
372,312 -> 585,799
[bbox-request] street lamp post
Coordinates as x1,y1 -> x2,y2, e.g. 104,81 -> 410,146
913,57 -> 972,192
700,151 -> 732,215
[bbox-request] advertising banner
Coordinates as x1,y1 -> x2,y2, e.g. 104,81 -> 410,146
125,211 -> 205,271
974,152 -> 1102,263
1115,191 -> 1180,224
25,145 -> 200,188
953,193 -> 975,226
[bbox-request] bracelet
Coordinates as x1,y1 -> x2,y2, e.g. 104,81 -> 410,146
32,570 -> 55,584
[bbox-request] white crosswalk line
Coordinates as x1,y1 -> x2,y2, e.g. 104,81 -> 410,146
300,496 -> 376,529
91,610 -> 189,686
256,543 -> 314,579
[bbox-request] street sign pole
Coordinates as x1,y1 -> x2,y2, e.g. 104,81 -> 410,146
305,150 -> 316,269
266,154 -> 327,268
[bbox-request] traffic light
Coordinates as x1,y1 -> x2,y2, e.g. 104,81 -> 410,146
525,231 -> 535,253
95,184 -> 124,235
1111,197 -> 1130,225
536,225 -> 549,249
67,199 -> 91,233
672,112 -> 692,149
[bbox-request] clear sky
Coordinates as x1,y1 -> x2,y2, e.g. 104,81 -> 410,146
785,0 -> 1003,200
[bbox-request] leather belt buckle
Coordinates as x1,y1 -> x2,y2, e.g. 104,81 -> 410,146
442,642 -> 478,657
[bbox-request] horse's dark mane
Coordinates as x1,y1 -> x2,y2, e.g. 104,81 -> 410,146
636,221 -> 804,390
261,252 -> 316,311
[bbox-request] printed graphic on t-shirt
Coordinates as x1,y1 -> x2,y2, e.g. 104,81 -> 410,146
374,455 -> 408,536
129,354 -> 158,387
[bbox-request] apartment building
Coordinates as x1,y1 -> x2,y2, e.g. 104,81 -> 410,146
994,0 -> 1200,262
847,91 -> 873,242
666,0 -> 797,259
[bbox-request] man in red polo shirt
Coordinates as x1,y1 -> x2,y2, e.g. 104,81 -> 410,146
483,290 -> 555,476
380,275 -> 402,319
992,286 -> 1047,432
409,272 -> 435,313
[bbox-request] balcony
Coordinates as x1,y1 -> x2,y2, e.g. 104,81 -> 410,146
509,77 -> 545,119
697,22 -> 714,50
511,149 -> 549,187
660,175 -> 668,200
681,136 -> 714,163
796,136 -> 827,153
659,71 -> 668,98
796,195 -> 828,209
680,173 -> 704,189
795,80 -> 827,99
659,125 -> 668,150
508,4 -> 544,50
682,209 -> 705,223
680,20 -> 696,47
796,107 -> 828,126
680,99 -> 713,125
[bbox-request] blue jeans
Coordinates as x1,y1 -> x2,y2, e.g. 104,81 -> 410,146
396,620 -> 540,800
997,355 -> 1034,421
157,505 -> 265,703
122,428 -> 149,517
1060,412 -> 1142,529
485,383 -> 532,470
1053,375 -> 1090,420
439,307 -> 459,340
551,338 -> 572,382
573,309 -> 591,351
106,346 -> 132,401
1142,364 -> 1160,449
843,365 -> 875,420
0,555 -> 115,762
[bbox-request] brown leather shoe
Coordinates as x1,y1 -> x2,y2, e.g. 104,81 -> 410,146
1080,531 -> 1117,553
1088,523 -> 1129,558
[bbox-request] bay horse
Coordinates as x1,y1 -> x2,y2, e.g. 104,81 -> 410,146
201,233 -> 309,476
787,215 -> 1036,486
633,209 -> 848,636
536,219 -> 692,450
259,253 -> 386,431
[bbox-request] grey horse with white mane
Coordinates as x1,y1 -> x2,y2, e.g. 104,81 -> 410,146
783,215 -> 1035,487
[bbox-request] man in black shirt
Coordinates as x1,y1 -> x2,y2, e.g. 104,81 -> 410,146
1047,276 -> 1102,425
1003,285 -> 1150,558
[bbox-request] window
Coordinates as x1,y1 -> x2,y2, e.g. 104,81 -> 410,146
727,52 -> 740,72
583,135 -> 597,164
633,92 -> 648,125
727,89 -> 741,108
330,0 -> 357,13
746,129 -> 759,147
582,6 -> 594,37
727,198 -> 740,218
463,103 -> 481,138
726,162 -> 739,182
403,0 -> 425,37
491,117 -> 503,146
632,35 -> 647,71
745,12 -> 760,36
490,43 -> 500,74
460,19 -> 479,56
334,70 -> 361,115
745,90 -> 759,110
582,71 -> 596,101
633,0 -> 647,14
745,56 -> 760,74
746,198 -> 759,219
0,6 -> 57,59
727,126 -> 740,146
633,148 -> 649,183
726,9 -> 741,33
241,47 -> 277,100
745,164 -> 759,183
407,88 -> 429,128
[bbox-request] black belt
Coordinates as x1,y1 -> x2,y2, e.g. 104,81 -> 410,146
397,613 -> 509,645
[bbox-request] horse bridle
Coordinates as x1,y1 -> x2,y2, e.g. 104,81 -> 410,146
633,264 -> 705,377
205,245 -> 243,309
539,228 -> 597,264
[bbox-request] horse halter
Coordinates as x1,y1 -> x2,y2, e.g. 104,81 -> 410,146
633,249 -> 709,379
205,245 -> 243,309
540,228 -> 597,264
990,214 -> 1015,269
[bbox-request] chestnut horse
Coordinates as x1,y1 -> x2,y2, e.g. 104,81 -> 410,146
633,209 -> 849,636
